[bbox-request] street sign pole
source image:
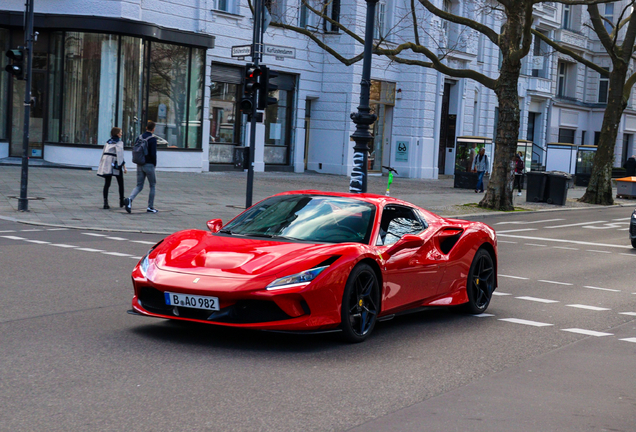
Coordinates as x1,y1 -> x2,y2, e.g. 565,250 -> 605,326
245,0 -> 263,208
18,0 -> 34,211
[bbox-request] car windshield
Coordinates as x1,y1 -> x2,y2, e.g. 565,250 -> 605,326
221,195 -> 376,244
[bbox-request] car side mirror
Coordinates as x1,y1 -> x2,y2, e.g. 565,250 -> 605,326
385,234 -> 424,257
206,219 -> 223,233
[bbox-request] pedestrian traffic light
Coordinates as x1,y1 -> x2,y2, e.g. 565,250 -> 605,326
5,49 -> 25,80
257,65 -> 278,110
240,65 -> 262,115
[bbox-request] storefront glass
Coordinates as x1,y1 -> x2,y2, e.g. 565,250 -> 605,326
47,32 -> 63,142
210,82 -> 239,143
62,32 -> 118,145
187,48 -> 205,149
119,36 -> 144,146
0,28 -> 8,140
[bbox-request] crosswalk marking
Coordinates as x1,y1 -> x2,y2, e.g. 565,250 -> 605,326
499,318 -> 553,327
562,328 -> 613,337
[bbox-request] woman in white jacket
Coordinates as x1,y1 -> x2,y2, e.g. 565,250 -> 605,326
97,127 -> 127,209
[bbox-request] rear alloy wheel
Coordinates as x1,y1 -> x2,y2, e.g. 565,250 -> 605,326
341,263 -> 380,343
461,248 -> 495,314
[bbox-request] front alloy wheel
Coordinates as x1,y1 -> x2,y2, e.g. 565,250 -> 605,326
341,263 -> 380,343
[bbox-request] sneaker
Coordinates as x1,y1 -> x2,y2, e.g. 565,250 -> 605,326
124,198 -> 131,214
517,192 -> 522,196
147,207 -> 158,213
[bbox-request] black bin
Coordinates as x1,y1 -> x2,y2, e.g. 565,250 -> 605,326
233,146 -> 249,170
545,171 -> 571,205
525,171 -> 548,202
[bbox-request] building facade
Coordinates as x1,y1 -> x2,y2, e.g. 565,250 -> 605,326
0,1 -> 632,178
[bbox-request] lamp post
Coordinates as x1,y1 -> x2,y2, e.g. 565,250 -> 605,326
349,0 -> 378,194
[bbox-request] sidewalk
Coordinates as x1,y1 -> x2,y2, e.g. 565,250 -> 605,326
0,165 -> 626,234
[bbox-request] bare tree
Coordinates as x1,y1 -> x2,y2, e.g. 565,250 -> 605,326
254,0 -> 612,211
535,1 -> 636,205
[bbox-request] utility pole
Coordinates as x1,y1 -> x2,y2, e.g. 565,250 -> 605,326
245,0 -> 263,208
18,0 -> 35,211
349,0 -> 378,194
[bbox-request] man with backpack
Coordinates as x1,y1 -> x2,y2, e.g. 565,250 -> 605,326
124,120 -> 158,213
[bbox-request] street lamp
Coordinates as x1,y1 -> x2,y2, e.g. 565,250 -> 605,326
349,0 -> 378,194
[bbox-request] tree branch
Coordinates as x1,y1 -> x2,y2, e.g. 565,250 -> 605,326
532,28 -> 607,74
588,4 -> 617,60
411,0 -> 420,46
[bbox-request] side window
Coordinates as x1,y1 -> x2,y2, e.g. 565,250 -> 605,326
376,205 -> 425,246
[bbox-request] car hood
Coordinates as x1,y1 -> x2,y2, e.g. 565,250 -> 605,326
153,230 -> 346,279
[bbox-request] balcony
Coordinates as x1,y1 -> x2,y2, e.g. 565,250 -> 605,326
528,77 -> 552,96
554,28 -> 588,50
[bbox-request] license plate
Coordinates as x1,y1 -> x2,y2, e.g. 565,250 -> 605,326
165,292 -> 220,311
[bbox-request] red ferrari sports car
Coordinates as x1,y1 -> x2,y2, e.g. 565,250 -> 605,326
129,190 -> 497,342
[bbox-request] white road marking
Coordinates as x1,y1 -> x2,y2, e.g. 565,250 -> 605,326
500,275 -> 529,280
566,304 -> 611,311
516,296 -> 559,304
499,318 -> 553,327
584,222 -> 629,230
24,240 -> 50,244
20,229 -> 42,232
131,240 -> 157,245
1,235 -> 26,240
612,217 -> 631,221
525,243 -> 547,247
545,221 -> 607,229
0,230 -> 16,233
619,253 -> 636,257
618,228 -> 629,231
586,250 -> 612,254
49,244 -> 77,248
561,328 -> 613,337
129,256 -> 142,260
101,252 -> 133,257
619,338 -> 636,343
82,233 -> 108,237
496,228 -> 538,234
497,240 -> 518,244
619,312 -> 636,316
584,286 -> 620,292
473,313 -> 494,317
492,292 -> 512,296
105,237 -> 128,241
496,219 -> 564,225
553,246 -> 579,250
497,234 -> 630,249
47,228 -> 68,231
538,280 -> 573,286
75,248 -> 104,252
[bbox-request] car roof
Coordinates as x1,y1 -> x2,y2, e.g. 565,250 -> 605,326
272,190 -> 421,209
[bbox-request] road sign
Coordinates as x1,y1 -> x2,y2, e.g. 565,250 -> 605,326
263,44 -> 296,59
231,45 -> 253,58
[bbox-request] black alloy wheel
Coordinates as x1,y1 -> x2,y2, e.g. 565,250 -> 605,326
341,263 -> 380,343
461,248 -> 495,314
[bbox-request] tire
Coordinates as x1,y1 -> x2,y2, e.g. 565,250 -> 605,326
340,263 -> 380,343
460,248 -> 495,314
631,237 -> 636,248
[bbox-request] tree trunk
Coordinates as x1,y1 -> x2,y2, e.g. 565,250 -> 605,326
579,67 -> 628,205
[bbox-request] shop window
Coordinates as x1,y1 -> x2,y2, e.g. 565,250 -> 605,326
558,128 -> 575,144
264,72 -> 296,165
0,28 -> 9,140
118,36 -> 144,147
210,82 -> 239,144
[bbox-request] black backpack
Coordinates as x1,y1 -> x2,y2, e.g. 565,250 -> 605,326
132,134 -> 149,165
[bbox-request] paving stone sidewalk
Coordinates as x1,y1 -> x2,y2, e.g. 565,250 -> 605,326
0,165 -> 627,234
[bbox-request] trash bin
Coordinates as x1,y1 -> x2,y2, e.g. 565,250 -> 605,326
545,171 -> 572,205
616,176 -> 636,198
233,146 -> 249,170
526,171 -> 548,202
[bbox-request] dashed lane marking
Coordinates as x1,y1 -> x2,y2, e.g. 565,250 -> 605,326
538,280 -> 573,286
500,275 -> 529,280
619,253 -> 636,257
516,296 -> 559,304
586,250 -> 612,254
544,221 -> 607,229
553,246 -> 579,250
619,312 -> 636,316
584,286 -> 620,293
47,228 -> 68,231
612,217 -> 631,221
105,237 -> 128,241
499,318 -> 553,327
82,233 -> 108,237
50,244 -> 77,248
496,234 -> 630,249
473,313 -> 495,317
1,235 -> 26,240
492,292 -> 512,296
75,248 -> 105,253
101,252 -> 134,257
620,338 -> 636,343
562,328 -> 613,337
566,304 -> 611,311
496,219 -> 564,225
496,228 -> 538,234
129,256 -> 142,260
497,240 -> 518,244
525,243 -> 547,247
0,230 -> 16,233
24,240 -> 50,244
131,240 -> 157,245
20,229 -> 42,232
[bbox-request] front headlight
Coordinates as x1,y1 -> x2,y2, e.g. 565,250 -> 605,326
266,266 -> 328,291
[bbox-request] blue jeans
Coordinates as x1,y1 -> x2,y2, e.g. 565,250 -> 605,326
476,171 -> 485,192
129,164 -> 156,208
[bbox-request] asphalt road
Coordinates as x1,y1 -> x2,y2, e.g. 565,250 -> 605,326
1,206 -> 635,432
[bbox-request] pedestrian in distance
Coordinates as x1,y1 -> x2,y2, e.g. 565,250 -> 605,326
124,120 -> 158,213
514,153 -> 525,196
624,155 -> 636,177
97,127 -> 127,209
471,147 -> 489,193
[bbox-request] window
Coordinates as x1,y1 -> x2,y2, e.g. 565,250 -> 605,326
265,0 -> 285,24
214,0 -> 230,12
210,82 -> 239,144
581,130 -> 586,145
376,205 -> 425,246
323,0 -> 341,32
558,128 -> 575,144
442,0 -> 452,36
374,2 -> 386,39
299,1 -> 309,27
532,31 -> 548,78
527,112 -> 537,142
562,4 -> 571,29
599,68 -> 609,103
594,131 -> 601,145
557,61 -> 567,97
604,3 -> 614,34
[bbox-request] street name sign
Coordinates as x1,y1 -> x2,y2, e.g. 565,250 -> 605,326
263,44 -> 296,59
231,45 -> 252,58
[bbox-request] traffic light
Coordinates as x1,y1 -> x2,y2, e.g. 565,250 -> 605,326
5,49 -> 25,80
240,64 -> 261,115
257,66 -> 278,110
